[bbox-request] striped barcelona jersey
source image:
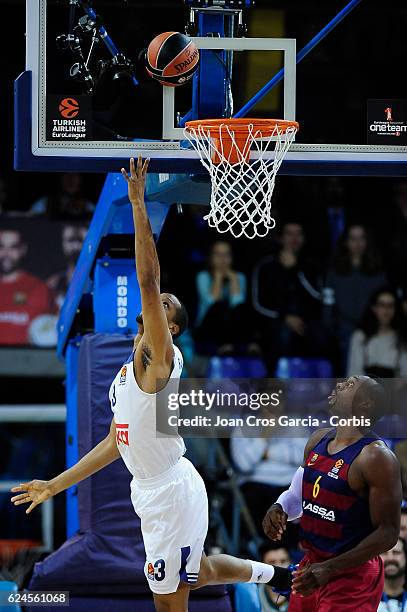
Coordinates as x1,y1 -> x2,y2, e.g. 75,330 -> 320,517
300,429 -> 383,559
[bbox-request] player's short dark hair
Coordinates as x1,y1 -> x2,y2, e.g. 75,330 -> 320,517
173,300 -> 188,339
354,377 -> 387,425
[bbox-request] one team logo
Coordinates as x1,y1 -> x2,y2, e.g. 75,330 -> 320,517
119,366 -> 127,385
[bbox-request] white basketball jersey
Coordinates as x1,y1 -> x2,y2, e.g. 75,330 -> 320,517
109,344 -> 186,479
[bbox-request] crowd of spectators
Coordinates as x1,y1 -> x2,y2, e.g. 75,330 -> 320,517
0,173 -> 93,346
1,173 -> 407,377
0,221 -> 89,346
185,212 -> 407,378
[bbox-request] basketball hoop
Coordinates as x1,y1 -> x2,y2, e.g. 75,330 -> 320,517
184,118 -> 299,239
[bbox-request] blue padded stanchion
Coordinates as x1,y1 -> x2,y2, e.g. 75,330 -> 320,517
0,582 -> 21,612
28,333 -> 232,611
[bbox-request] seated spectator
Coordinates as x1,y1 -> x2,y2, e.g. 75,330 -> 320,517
257,544 -> 291,611
234,543 -> 292,611
324,224 -> 387,367
252,220 -> 326,372
347,288 -> 407,378
29,173 -> 95,220
378,537 -> 407,611
0,228 -> 53,345
194,240 -> 253,355
231,415 -> 307,541
47,222 -> 88,311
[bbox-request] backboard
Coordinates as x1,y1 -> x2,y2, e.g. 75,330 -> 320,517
15,0 -> 407,175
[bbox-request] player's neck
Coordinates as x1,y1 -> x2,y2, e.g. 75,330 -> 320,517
332,425 -> 365,446
384,575 -> 405,597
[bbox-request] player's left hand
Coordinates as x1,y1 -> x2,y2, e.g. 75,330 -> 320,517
291,561 -> 332,597
121,156 -> 150,205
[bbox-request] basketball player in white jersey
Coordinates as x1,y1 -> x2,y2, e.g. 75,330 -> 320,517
11,157 -> 292,612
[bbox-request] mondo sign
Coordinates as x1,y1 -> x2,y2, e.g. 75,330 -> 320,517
117,276 -> 129,329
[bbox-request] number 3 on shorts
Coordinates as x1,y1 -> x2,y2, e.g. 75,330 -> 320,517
154,559 -> 166,581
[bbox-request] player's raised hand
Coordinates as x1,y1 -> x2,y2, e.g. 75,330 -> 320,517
10,480 -> 54,514
262,503 -> 288,541
121,156 -> 150,205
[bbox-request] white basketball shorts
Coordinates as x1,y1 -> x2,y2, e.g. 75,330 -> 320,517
130,457 -> 209,595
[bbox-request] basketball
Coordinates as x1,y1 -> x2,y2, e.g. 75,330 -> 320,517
146,31 -> 199,87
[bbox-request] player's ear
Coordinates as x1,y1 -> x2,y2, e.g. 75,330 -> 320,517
169,322 -> 179,337
353,398 -> 371,419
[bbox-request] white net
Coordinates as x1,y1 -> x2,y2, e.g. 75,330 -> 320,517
184,121 -> 298,239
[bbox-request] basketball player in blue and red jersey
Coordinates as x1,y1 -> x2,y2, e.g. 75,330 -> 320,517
263,375 -> 402,611
11,157 -> 292,612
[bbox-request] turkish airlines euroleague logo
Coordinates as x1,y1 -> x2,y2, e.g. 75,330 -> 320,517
58,97 -> 79,119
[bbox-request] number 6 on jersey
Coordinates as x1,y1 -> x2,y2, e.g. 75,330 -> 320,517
313,475 -> 322,498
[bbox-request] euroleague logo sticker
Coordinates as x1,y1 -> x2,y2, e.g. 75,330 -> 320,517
119,366 -> 127,385
46,94 -> 92,140
58,97 -> 79,119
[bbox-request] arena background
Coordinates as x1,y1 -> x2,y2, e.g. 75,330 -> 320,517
1,0 -> 407,609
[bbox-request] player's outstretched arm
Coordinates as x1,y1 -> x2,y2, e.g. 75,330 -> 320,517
292,443 -> 402,596
121,157 -> 173,370
11,419 -> 120,514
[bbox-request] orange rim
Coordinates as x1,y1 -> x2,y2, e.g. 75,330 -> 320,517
185,118 -> 299,165
185,118 -> 299,137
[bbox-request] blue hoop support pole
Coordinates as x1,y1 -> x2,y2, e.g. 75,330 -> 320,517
234,0 -> 363,118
